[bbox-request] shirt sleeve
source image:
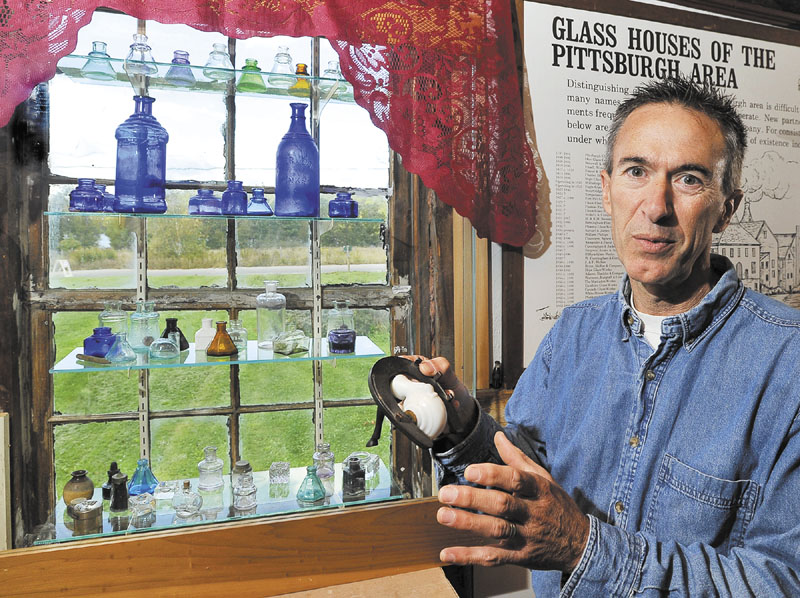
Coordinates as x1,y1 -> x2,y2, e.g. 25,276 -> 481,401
562,412 -> 800,597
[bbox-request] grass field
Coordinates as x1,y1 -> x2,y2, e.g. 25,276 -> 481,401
53,307 -> 392,499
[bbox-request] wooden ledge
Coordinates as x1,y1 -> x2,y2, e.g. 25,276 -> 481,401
0,498 -> 480,598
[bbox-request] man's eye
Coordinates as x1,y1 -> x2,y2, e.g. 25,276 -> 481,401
627,166 -> 645,177
680,174 -> 702,186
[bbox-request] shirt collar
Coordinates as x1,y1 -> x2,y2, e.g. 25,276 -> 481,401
617,254 -> 744,349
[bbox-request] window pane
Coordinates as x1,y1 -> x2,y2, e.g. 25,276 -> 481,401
150,415 -> 230,480
48,198 -> 137,290
318,103 -> 390,188
320,198 -> 387,286
239,410 -> 314,472
323,405 -> 391,471
236,218 -> 311,289
53,311 -> 139,414
149,309 -> 231,410
54,420 -> 140,501
147,198 -> 228,289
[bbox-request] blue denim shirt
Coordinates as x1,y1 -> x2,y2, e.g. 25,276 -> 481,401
436,255 -> 800,597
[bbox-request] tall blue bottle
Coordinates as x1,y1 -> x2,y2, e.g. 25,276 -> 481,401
275,103 -> 320,217
114,96 -> 169,214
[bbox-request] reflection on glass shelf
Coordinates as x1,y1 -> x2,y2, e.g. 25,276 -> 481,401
44,211 -> 382,222
58,54 -> 354,102
51,337 -> 384,373
35,461 -> 400,545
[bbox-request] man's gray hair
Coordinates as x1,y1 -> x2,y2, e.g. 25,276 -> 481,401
604,76 -> 747,196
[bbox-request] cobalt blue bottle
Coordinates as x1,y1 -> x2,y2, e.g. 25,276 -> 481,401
247,187 -> 273,215
275,103 -> 319,217
188,189 -> 222,215
114,96 -> 169,214
83,327 -> 116,357
95,183 -> 116,213
328,191 -> 358,218
69,178 -> 103,212
221,180 -> 247,215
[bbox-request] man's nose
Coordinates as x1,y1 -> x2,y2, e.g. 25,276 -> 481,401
641,177 -> 674,223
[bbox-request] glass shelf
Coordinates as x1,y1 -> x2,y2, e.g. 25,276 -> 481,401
51,337 -> 384,373
35,461 -> 400,545
57,54 -> 354,102
44,210 -> 382,223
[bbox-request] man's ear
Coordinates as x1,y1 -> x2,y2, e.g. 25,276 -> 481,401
601,170 -> 612,216
714,188 -> 743,233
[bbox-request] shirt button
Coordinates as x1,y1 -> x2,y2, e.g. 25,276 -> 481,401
626,314 -> 634,326
645,369 -> 656,381
615,501 -> 625,513
629,435 -> 640,447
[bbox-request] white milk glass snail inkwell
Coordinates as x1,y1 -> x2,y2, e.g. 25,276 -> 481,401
366,356 -> 464,449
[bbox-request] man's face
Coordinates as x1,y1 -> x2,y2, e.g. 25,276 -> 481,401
601,103 -> 740,302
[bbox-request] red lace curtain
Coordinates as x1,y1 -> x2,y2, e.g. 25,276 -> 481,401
0,0 -> 538,246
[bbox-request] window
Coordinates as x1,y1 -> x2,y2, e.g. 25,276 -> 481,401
38,13 -> 397,508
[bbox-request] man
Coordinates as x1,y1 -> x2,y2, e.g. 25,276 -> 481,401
419,76 -> 800,596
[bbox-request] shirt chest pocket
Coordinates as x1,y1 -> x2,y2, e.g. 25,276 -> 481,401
644,454 -> 760,553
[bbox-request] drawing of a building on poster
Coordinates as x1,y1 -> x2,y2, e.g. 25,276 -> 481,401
523,3 -> 800,362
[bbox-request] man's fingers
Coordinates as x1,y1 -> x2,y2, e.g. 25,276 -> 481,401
440,545 -> 519,567
437,506 -> 520,542
494,432 -> 554,483
439,484 -> 530,520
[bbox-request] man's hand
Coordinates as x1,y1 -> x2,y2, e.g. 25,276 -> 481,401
436,431 -> 590,573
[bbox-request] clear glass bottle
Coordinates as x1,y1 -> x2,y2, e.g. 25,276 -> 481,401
328,191 -> 358,218
128,458 -> 159,495
69,178 -> 102,212
203,43 -> 235,81
206,321 -> 237,356
227,319 -> 248,353
221,180 -> 247,215
256,281 -> 286,349
161,317 -> 189,351
267,46 -> 295,89
106,332 -> 137,364
123,34 -> 158,96
83,326 -> 115,358
113,95 -> 169,214
149,331 -> 180,360
313,442 -> 335,497
246,187 -> 273,215
327,300 -> 356,354
172,480 -> 203,520
129,492 -> 156,529
188,189 -> 221,215
129,300 -> 160,352
81,41 -> 117,81
95,183 -> 116,213
231,459 -> 252,490
274,103 -> 320,217
194,318 -> 216,352
198,446 -> 224,491
98,300 -> 127,334
236,58 -> 267,93
288,62 -> 311,98
318,59 -> 343,99
233,471 -> 258,511
296,466 -> 325,505
165,50 -> 196,87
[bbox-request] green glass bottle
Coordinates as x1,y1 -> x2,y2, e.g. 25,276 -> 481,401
296,465 -> 325,505
237,58 -> 267,93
